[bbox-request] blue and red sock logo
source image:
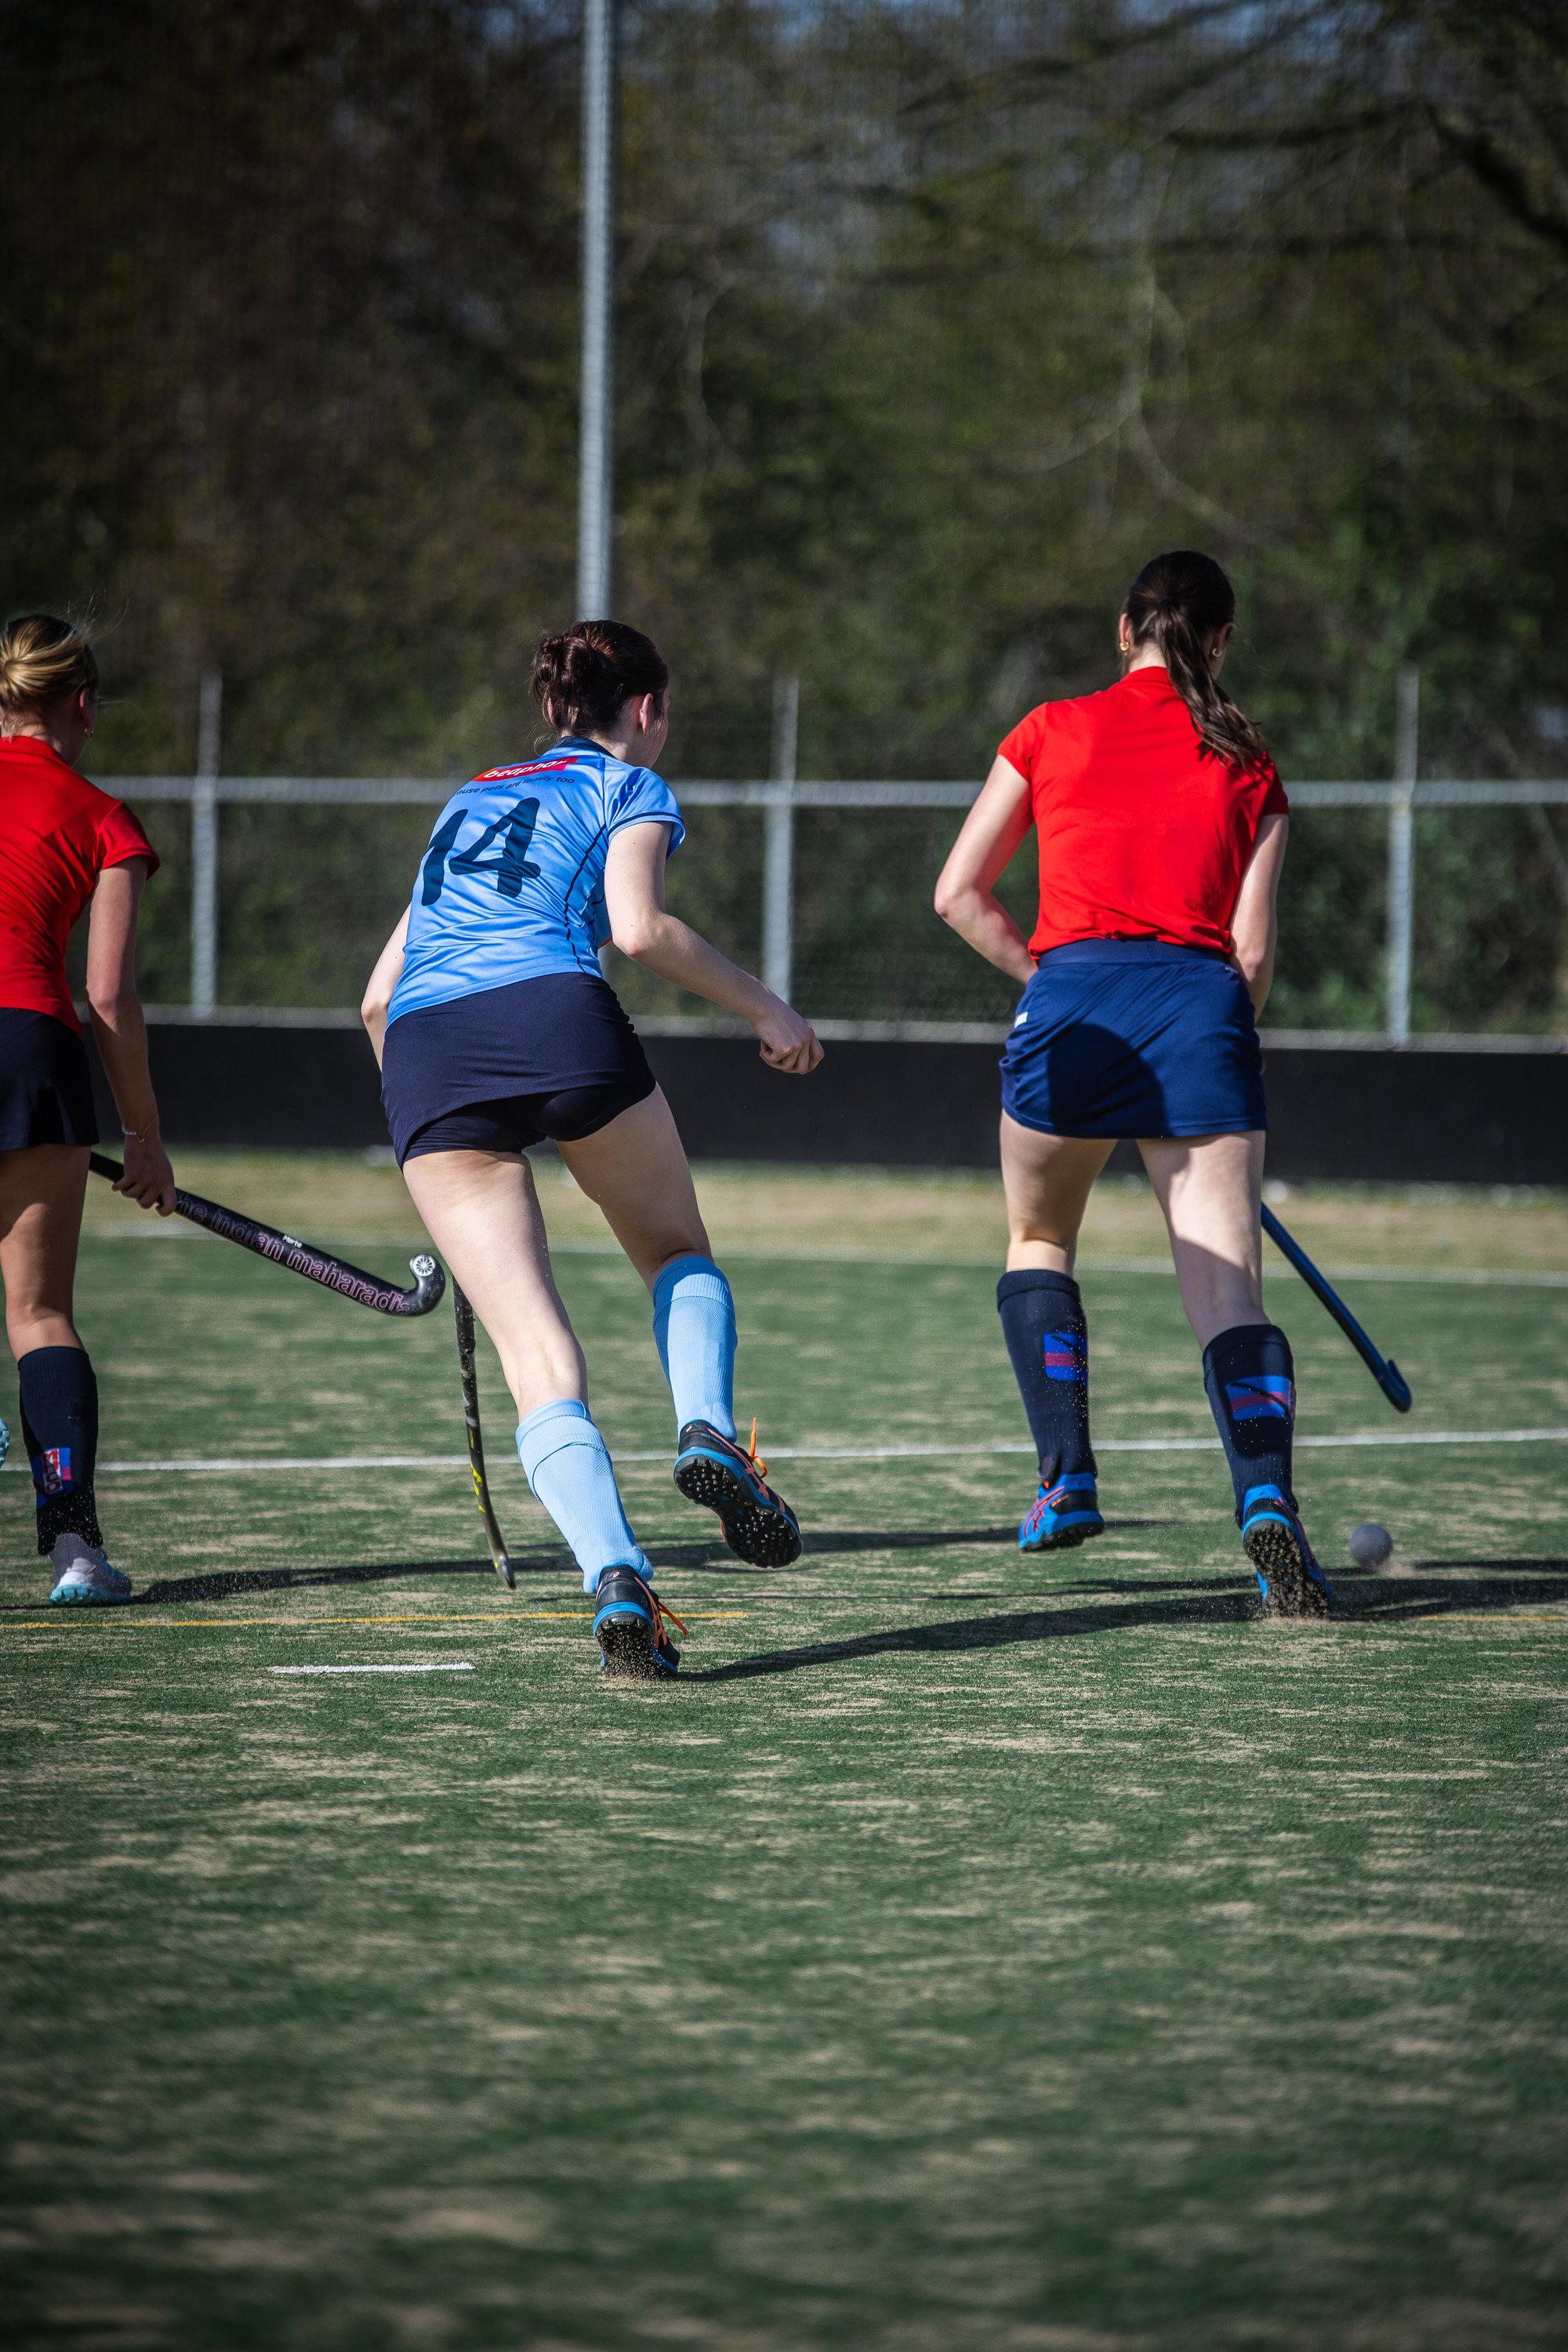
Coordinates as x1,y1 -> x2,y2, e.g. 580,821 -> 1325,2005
31,1444 -> 73,1502
1042,1329 -> 1087,1382
1225,1376 -> 1295,1425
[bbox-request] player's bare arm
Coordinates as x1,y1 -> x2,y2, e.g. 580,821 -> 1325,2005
85,858 -> 176,1213
603,821 -> 822,1074
932,755 -> 1036,985
1229,810 -> 1288,1013
361,906 -> 410,1070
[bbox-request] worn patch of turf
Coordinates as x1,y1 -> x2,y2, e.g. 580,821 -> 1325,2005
2,1179 -> 1566,2350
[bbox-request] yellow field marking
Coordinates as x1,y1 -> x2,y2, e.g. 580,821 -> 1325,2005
1417,1611 -> 1568,1624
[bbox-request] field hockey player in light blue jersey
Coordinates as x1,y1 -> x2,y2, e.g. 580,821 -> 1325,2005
362,619 -> 822,1678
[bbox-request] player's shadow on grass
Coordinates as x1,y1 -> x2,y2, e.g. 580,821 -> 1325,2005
691,1586 -> 1263,1676
118,1538 -> 775,1605
120,1558 -> 579,1604
107,1522 -> 1138,1606
688,1560 -> 1568,1680
799,1517 -> 1171,1558
1334,1561 -> 1568,1621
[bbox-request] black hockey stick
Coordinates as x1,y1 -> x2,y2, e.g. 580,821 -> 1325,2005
88,1153 -> 445,1316
1261,1203 -> 1413,1413
453,1281 -> 515,1588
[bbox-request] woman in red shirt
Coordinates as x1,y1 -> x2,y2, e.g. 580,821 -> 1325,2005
935,550 -> 1329,1617
0,614 -> 176,1606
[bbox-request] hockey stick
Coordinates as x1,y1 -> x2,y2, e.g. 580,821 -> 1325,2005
1261,1203 -> 1413,1414
88,1153 -> 445,1316
453,1280 -> 515,1588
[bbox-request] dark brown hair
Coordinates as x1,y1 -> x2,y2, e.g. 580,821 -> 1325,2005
1123,552 -> 1270,775
530,619 -> 668,739
0,612 -> 99,720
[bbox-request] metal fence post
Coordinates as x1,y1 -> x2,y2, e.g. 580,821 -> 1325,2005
764,674 -> 798,1004
577,0 -> 616,619
191,667 -> 222,1017
1387,663 -> 1417,1044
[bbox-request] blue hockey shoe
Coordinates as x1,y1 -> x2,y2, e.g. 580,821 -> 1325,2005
592,1563 -> 685,1679
673,1418 -> 802,1567
1241,1485 -> 1332,1618
1018,1473 -> 1105,1553
49,1535 -> 132,1606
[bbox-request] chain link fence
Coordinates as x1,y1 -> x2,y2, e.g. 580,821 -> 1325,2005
81,772 -> 1568,1042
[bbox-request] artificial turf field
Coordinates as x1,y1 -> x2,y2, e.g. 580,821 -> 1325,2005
3,1157 -> 1567,2352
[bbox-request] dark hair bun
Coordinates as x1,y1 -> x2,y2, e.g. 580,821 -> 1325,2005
530,619 -> 669,738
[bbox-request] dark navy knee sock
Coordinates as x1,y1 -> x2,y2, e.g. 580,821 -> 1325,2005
996,1270 -> 1096,1488
1202,1323 -> 1296,1523
19,1346 -> 102,1553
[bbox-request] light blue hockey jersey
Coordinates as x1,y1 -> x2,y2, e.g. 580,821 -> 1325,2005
387,739 -> 684,1024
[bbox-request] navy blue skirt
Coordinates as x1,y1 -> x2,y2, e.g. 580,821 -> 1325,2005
1000,939 -> 1266,1139
0,1008 -> 100,1152
382,971 -> 656,1165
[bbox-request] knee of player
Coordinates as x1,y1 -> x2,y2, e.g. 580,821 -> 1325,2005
644,1235 -> 717,1288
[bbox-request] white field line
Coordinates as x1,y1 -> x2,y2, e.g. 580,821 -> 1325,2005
270,1661 -> 474,1675
76,1426 -> 1568,1475
82,1227 -> 1568,1287
521,1243 -> 1568,1287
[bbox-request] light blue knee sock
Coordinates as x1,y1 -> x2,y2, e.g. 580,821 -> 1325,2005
652,1254 -> 737,1438
516,1399 -> 648,1595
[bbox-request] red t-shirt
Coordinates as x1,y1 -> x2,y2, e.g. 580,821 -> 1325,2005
0,737 -> 159,1033
998,666 -> 1289,960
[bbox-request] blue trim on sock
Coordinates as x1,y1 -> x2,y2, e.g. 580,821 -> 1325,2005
652,1254 -> 737,1441
515,1398 -> 648,1593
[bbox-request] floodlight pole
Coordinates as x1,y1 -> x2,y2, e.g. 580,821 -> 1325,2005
577,0 -> 617,619
191,666 -> 221,1017
1387,663 -> 1417,1045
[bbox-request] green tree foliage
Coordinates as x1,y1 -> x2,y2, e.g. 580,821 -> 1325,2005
4,0 -> 1566,1024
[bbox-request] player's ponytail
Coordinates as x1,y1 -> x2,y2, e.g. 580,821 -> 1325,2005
1123,554 -> 1270,775
530,619 -> 669,739
0,612 -> 99,724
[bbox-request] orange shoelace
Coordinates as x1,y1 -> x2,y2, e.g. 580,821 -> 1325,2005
651,1588 -> 689,1646
746,1415 -> 768,1479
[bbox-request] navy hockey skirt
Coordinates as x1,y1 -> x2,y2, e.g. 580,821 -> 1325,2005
1000,938 -> 1267,1140
382,971 -> 657,1166
0,1009 -> 100,1152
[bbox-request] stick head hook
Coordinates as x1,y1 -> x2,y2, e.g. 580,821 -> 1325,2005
405,1254 -> 446,1314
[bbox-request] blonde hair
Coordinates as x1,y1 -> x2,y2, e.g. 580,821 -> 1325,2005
0,613 -> 100,720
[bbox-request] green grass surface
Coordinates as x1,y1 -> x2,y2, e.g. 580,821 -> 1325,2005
3,1176 -> 1567,2350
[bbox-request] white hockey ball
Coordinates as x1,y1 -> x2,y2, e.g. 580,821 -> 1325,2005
1348,1522 -> 1393,1570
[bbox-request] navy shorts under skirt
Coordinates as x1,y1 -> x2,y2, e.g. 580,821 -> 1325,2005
1000,939 -> 1266,1139
382,971 -> 658,1166
0,1009 -> 100,1152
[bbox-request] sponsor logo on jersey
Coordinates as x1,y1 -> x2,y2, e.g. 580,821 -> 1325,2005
471,759 -> 579,784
